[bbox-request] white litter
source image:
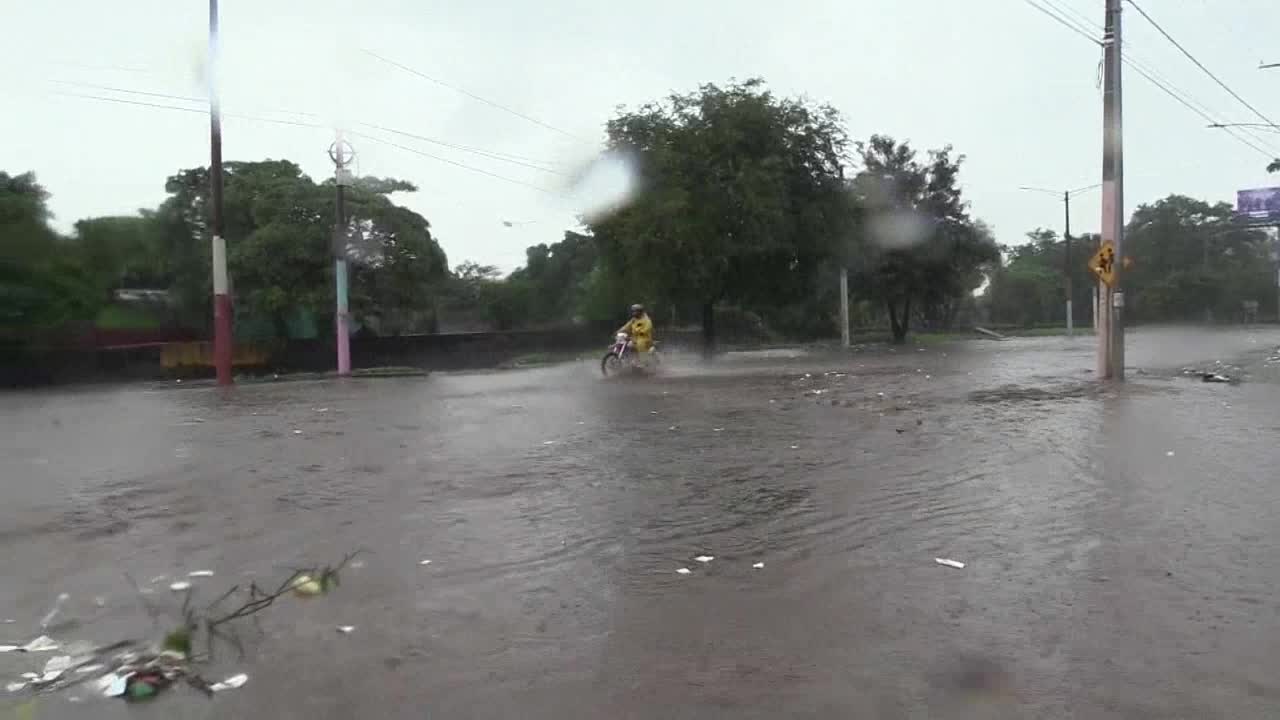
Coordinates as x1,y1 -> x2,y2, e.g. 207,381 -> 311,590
790,444 -> 799,450
35,655 -> 71,684
315,407 -> 329,413
68,696 -> 82,703
935,558 -> 966,570
877,392 -> 885,397
188,570 -> 215,577
650,411 -> 659,415
148,575 -> 167,585
676,568 -> 692,575
1166,451 -> 1175,457
752,562 -> 765,569
694,555 -> 714,563
102,673 -> 129,697
169,581 -> 192,592
20,673 -> 38,681
210,672 -> 249,692
1,619 -> 13,624
5,682 -> 25,693
713,428 -> 724,432
350,559 -> 365,569
292,429 -> 303,435
75,664 -> 104,675
336,626 -> 356,634
94,596 -> 106,607
0,646 -> 17,653
419,559 -> 432,566
542,440 -> 557,445
668,426 -> 677,431
39,593 -> 69,628
22,636 -> 59,653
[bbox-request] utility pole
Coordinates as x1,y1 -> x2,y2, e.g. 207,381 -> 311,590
330,138 -> 355,376
1099,0 -> 1125,379
839,266 -> 850,348
1018,183 -> 1099,336
208,0 -> 232,386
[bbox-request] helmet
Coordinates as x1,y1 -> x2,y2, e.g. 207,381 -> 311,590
630,304 -> 645,316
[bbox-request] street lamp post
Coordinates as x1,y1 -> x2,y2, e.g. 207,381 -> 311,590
1018,183 -> 1101,335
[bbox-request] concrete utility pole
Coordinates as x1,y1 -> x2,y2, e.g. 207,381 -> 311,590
1098,0 -> 1125,380
208,0 -> 232,386
330,138 -> 355,376
839,266 -> 850,348
1019,183 -> 1100,336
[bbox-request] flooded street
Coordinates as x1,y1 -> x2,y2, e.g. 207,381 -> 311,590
4,327 -> 1280,718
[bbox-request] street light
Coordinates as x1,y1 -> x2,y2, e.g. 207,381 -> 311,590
1018,183 -> 1102,335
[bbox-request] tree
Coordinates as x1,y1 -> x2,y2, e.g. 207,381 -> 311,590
507,230 -> 598,325
154,161 -> 447,339
0,172 -> 99,346
589,78 -> 851,354
850,136 -> 998,342
72,215 -> 167,302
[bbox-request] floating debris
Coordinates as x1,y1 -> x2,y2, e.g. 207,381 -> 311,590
694,555 -> 714,563
713,428 -> 724,432
752,562 -> 765,569
187,570 -> 215,578
21,636 -> 59,653
349,559 -> 365,569
169,581 -> 191,592
5,681 -> 25,693
290,575 -> 323,597
75,664 -> 104,675
315,407 -> 329,413
39,593 -> 69,629
935,558 -> 966,570
0,646 -> 17,653
418,559 -> 432,566
668,426 -> 677,431
1202,373 -> 1232,383
292,430 -> 303,435
210,673 -> 248,692
1166,451 -> 1175,457
542,440 -> 557,446
676,568 -> 692,575
336,626 -> 355,634
790,444 -> 799,450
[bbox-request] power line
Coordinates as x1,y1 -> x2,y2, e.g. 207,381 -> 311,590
1021,0 -> 1280,161
1120,61 -> 1278,160
361,49 -> 582,141
1125,0 -> 1280,133
359,122 -> 567,175
1022,0 -> 1101,46
349,131 -> 564,197
49,79 -> 206,104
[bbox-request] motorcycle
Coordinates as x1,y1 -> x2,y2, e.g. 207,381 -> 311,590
601,332 -> 659,377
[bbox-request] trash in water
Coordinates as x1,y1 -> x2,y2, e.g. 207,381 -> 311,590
101,673 -> 130,698
419,559 -> 432,566
315,407 -> 329,413
752,562 -> 765,569
1202,373 -> 1232,383
694,555 -> 714,563
169,581 -> 191,592
790,444 -> 799,450
1166,451 -> 1175,457
668,426 -> 677,431
650,411 -> 659,415
676,568 -> 691,575
94,596 -> 106,607
5,682 -> 25,693
187,570 -> 215,578
210,672 -> 248,692
542,440 -> 557,445
335,626 -> 355,634
22,636 -> 59,653
21,673 -> 38,681
349,559 -> 365,569
75,664 -> 104,675
40,593 -> 69,629
1,619 -> 13,624
713,428 -> 724,432
148,575 -> 167,585
34,655 -> 72,685
0,646 -> 18,653
935,558 -> 966,570
290,575 -> 323,597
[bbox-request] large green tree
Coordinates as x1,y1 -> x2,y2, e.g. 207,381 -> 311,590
0,172 -> 99,346
155,161 -> 447,339
588,78 -> 851,352
850,136 -> 999,341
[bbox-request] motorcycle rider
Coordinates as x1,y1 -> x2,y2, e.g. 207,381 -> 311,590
618,304 -> 654,354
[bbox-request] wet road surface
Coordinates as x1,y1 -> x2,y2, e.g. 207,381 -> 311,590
3,327 -> 1280,718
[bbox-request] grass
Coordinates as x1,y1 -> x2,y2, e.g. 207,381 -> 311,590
96,303 -> 163,330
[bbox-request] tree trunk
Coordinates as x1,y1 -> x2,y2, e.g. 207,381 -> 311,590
701,301 -> 716,359
887,298 -> 910,344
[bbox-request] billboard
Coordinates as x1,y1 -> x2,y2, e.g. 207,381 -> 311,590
1236,186 -> 1280,220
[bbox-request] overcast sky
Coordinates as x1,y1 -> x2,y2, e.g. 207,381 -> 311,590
5,0 -> 1280,272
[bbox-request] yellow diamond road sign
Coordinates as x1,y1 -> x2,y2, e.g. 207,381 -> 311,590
1090,240 -> 1116,287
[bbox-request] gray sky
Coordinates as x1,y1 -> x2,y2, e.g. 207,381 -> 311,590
5,0 -> 1280,272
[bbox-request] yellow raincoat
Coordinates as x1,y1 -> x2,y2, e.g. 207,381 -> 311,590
619,313 -> 654,352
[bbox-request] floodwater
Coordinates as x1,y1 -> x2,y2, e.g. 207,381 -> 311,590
3,327 -> 1280,718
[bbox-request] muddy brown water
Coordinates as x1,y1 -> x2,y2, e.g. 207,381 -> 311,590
3,327 -> 1280,718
